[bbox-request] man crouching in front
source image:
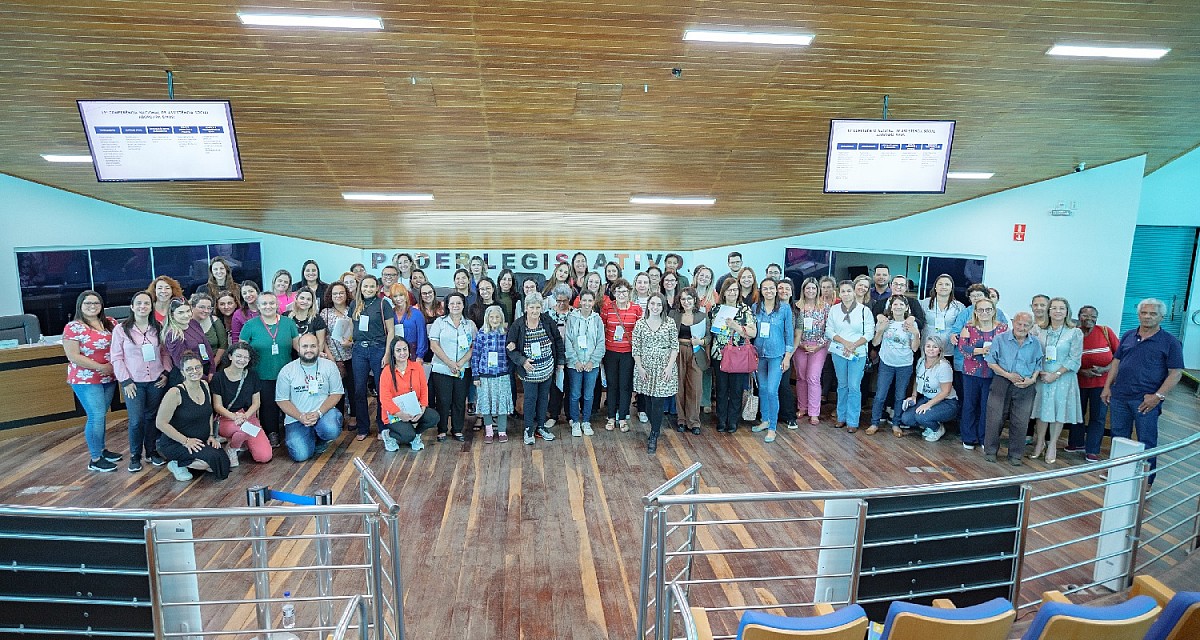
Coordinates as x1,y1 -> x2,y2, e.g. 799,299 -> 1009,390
276,333 -> 344,461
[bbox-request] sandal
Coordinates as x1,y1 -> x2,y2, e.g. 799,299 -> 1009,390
605,418 -> 615,431
865,425 -> 879,435
355,434 -> 367,441
892,427 -> 904,438
846,426 -> 858,434
619,420 -> 630,433
809,416 -> 820,426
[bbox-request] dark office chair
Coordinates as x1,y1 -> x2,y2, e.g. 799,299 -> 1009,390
0,314 -> 42,344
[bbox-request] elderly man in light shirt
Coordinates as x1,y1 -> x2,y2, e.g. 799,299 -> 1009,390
983,312 -> 1044,465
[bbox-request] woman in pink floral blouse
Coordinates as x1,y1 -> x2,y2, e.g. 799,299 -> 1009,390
63,290 -> 122,472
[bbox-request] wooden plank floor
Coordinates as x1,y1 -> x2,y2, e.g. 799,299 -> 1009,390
1,388 -> 1197,639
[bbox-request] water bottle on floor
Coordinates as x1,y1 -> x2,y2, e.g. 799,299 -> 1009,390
274,591 -> 300,640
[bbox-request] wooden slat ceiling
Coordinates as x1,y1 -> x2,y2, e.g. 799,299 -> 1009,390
2,1 -> 1198,250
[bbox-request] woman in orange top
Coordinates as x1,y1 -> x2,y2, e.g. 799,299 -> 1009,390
378,337 -> 440,452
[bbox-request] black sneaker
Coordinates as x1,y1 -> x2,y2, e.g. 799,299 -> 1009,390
149,453 -> 166,467
101,449 -> 123,462
128,459 -> 143,473
269,432 -> 282,448
88,458 -> 117,472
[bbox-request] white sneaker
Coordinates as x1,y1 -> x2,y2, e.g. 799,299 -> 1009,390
638,412 -> 650,423
581,422 -> 595,436
225,446 -> 239,468
410,435 -> 425,452
523,432 -> 536,445
166,460 -> 192,481
963,443 -> 975,450
571,422 -> 583,437
926,425 -> 946,442
537,427 -> 556,441
544,418 -> 556,430
382,433 -> 400,452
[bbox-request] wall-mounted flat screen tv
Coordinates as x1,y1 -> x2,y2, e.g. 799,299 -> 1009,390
78,100 -> 243,182
824,119 -> 954,194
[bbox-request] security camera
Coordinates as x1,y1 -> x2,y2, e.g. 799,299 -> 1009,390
671,68 -> 682,78
1074,162 -> 1086,173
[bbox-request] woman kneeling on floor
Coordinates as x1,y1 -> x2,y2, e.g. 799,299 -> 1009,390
155,351 -> 231,482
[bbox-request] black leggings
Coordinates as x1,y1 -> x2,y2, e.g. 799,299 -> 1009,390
258,378 -> 281,437
604,351 -> 634,420
430,372 -> 470,435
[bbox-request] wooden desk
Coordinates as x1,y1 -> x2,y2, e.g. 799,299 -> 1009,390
0,343 -> 126,440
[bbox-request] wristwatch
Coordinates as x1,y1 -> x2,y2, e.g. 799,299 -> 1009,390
1154,393 -> 1166,401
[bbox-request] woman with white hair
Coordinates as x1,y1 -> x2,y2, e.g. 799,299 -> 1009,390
508,292 -> 565,444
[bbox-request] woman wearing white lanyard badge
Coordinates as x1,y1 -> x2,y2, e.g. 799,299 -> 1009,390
508,292 -> 565,445
793,277 -> 831,426
190,292 -> 228,378
920,274 -> 966,350
825,280 -> 875,433
163,299 -> 211,385
110,290 -> 170,471
601,279 -> 641,432
349,275 -> 394,441
429,292 -> 476,442
566,290 -> 605,437
1030,297 -> 1084,464
238,292 -> 300,447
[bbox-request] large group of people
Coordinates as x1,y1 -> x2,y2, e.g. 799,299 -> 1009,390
62,252 -> 1183,482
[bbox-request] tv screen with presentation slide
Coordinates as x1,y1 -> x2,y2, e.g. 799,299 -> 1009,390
824,119 -> 954,194
77,100 -> 243,182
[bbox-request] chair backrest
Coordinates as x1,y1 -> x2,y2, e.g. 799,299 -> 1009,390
1020,595 -> 1161,640
738,605 -> 869,640
106,305 -> 133,323
1144,591 -> 1200,640
0,314 -> 42,344
878,597 -> 1015,640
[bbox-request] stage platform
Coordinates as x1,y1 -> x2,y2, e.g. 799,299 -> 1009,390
1,390 -> 1196,639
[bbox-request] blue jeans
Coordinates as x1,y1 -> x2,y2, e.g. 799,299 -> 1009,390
566,367 -> 600,422
523,378 -> 552,435
898,396 -> 960,430
872,362 -> 913,426
1108,395 -> 1160,478
72,382 -> 116,460
285,409 -> 343,462
351,342 -> 386,436
756,356 -> 784,429
960,374 -> 991,446
122,381 -> 165,461
1067,386 -> 1108,455
831,354 -> 866,427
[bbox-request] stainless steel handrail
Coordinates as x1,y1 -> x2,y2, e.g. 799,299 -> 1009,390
643,462 -> 703,504
0,503 -> 380,519
354,458 -> 400,515
331,594 -> 371,640
651,431 -> 1200,507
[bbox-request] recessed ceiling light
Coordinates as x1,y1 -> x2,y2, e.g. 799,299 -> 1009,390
630,196 -> 716,205
683,30 -> 813,46
343,192 -> 434,201
41,154 -> 93,163
1047,45 -> 1169,59
238,13 -> 384,30
946,172 -> 995,180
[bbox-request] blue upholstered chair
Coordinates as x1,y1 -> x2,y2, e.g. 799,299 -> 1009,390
1021,591 -> 1161,640
1131,575 -> 1200,640
691,603 -> 870,640
874,597 -> 1014,640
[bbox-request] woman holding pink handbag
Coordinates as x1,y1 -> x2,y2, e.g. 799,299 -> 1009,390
709,278 -> 757,434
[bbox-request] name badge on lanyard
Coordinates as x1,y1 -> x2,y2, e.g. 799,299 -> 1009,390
141,342 -> 158,362
530,341 -> 543,358
488,351 -> 499,367
577,334 -> 588,350
198,343 -> 209,360
613,325 -> 625,342
802,317 -> 814,331
359,315 -> 370,332
1045,345 -> 1058,361
397,323 -> 405,338
759,322 -> 770,338
457,333 -> 470,350
307,376 -> 320,394
935,316 -> 945,331
271,343 -> 280,355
